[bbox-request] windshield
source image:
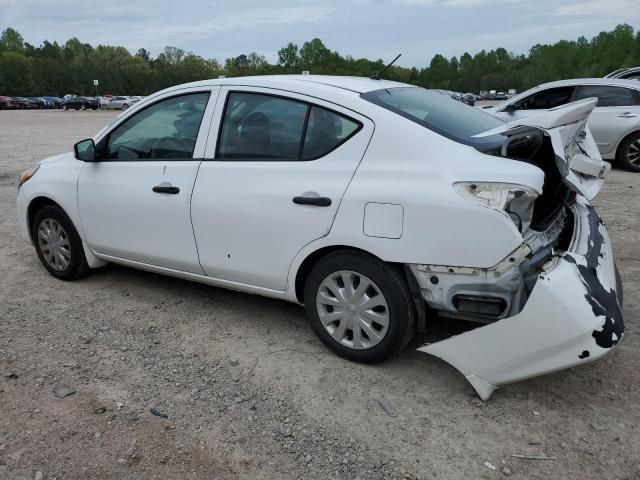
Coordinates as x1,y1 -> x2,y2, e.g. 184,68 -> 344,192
361,87 -> 506,151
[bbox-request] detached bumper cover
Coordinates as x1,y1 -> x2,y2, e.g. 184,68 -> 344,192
418,199 -> 624,400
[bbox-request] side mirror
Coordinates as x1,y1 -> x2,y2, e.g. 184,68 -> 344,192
74,139 -> 96,161
503,103 -> 516,113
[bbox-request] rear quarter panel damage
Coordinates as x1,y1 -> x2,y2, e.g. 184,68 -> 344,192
418,199 -> 624,400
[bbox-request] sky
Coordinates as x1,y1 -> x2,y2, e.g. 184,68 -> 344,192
1,0 -> 639,67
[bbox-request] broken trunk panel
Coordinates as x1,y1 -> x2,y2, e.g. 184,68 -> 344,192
416,199 -> 623,400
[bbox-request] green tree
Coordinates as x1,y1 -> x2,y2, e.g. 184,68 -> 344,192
0,27 -> 24,52
278,42 -> 299,70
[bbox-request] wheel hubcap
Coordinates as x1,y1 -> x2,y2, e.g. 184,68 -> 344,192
627,139 -> 640,167
316,270 -> 389,350
37,219 -> 71,271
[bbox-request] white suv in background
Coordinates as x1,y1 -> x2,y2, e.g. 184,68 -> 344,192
16,76 -> 624,399
485,78 -> 640,171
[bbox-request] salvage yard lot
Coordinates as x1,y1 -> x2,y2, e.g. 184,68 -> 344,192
0,110 -> 639,479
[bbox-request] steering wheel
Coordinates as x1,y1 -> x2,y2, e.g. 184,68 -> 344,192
151,137 -> 190,158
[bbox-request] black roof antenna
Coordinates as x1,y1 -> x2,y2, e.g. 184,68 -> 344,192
371,54 -> 402,80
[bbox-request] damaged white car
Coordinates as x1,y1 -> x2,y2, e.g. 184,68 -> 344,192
16,76 -> 624,400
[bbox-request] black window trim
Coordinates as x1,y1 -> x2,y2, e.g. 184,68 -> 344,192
212,90 -> 364,162
95,90 -> 212,162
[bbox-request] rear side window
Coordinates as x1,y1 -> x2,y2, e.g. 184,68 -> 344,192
575,85 -> 638,107
514,86 -> 575,110
216,92 -> 361,161
302,106 -> 360,160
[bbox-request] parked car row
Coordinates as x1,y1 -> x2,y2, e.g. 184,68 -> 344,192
0,96 -> 64,109
0,95 -> 143,111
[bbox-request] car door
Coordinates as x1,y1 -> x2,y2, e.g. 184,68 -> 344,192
573,84 -> 640,155
191,88 -> 374,291
77,87 -> 219,273
495,85 -> 577,122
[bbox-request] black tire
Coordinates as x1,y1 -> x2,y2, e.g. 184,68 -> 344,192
80,104 -> 86,111
303,251 -> 415,363
123,103 -> 129,109
616,131 -> 640,172
62,105 -> 68,111
31,205 -> 89,281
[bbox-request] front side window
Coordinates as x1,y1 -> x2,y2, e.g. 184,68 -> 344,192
216,92 -> 361,161
102,92 -> 210,160
513,86 -> 575,110
575,85 -> 638,107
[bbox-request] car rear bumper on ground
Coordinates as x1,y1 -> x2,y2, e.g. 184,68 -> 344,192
418,198 -> 624,400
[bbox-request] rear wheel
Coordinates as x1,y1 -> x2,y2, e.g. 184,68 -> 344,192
31,205 -> 89,281
80,104 -> 86,111
617,132 -> 640,172
304,251 -> 414,363
123,103 -> 129,109
62,105 -> 68,111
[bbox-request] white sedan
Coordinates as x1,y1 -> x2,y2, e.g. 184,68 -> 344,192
16,75 -> 624,400
484,78 -> 640,171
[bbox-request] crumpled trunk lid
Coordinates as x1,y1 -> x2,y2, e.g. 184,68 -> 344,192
475,98 -> 608,200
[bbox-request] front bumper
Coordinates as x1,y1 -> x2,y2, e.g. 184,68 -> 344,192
16,187 -> 31,243
418,198 -> 624,400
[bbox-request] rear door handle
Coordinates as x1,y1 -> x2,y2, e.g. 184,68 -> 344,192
153,184 -> 180,194
618,112 -> 637,118
293,196 -> 332,207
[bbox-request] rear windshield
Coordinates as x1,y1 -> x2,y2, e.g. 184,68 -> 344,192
361,87 -> 505,151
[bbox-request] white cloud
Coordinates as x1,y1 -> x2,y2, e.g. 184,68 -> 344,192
552,0 -> 639,17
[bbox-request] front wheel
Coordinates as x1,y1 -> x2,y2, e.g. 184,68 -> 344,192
617,132 -> 640,172
80,104 -> 86,110
304,251 -> 415,363
32,205 -> 89,280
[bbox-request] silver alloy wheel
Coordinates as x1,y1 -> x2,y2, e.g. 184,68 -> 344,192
37,218 -> 71,271
316,270 -> 390,350
627,139 -> 640,167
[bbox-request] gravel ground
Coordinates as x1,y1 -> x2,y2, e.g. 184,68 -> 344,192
1,110 -> 639,480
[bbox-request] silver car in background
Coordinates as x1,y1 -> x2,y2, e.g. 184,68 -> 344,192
606,67 -> 640,81
485,78 -> 640,171
101,96 -> 139,110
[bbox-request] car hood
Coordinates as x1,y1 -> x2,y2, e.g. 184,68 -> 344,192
474,98 -> 608,200
39,152 -> 74,166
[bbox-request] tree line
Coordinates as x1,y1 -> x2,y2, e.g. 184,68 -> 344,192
0,24 -> 639,97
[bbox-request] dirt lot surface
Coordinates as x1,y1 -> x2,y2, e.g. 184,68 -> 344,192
1,110 -> 639,480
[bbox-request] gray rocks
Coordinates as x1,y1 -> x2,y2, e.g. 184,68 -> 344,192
53,386 -> 76,398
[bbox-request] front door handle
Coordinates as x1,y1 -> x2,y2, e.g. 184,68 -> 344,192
153,184 -> 180,194
618,112 -> 637,118
293,196 -> 332,207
